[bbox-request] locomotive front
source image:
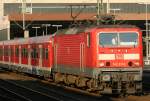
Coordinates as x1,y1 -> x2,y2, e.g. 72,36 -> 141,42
96,26 -> 143,94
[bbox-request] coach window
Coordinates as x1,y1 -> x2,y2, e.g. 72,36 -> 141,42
10,48 -> 13,56
36,48 -> 38,58
4,47 -> 6,56
31,48 -> 35,58
15,48 -> 19,57
4,47 -> 8,56
22,48 -> 27,58
8,48 -> 10,56
0,48 -> 2,56
25,48 -> 28,58
32,48 -> 38,59
21,48 -> 24,57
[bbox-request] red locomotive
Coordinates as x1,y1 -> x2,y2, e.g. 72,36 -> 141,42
0,25 -> 143,95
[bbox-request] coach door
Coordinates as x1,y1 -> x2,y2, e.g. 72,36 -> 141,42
0,46 -> 3,61
10,45 -> 14,63
21,45 -> 28,65
14,45 -> 19,64
80,43 -> 85,73
31,44 -> 39,66
42,44 -> 50,67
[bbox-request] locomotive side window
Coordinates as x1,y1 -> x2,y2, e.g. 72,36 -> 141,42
87,32 -> 90,47
45,48 -> 48,59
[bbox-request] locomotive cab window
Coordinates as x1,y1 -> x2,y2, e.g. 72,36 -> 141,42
99,32 -> 138,47
119,32 -> 138,46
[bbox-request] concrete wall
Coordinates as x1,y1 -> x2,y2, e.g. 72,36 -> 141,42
0,0 -> 4,16
0,29 -> 8,41
2,0 -> 150,3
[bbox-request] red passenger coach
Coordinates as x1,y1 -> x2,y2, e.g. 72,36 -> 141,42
0,36 -> 53,77
53,25 -> 143,94
0,44 -> 3,61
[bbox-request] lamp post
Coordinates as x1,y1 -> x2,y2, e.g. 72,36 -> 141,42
97,0 -> 100,25
106,0 -> 110,14
52,25 -> 62,31
138,2 -> 149,60
145,3 -> 149,59
32,26 -> 40,36
21,0 -> 26,31
109,8 -> 121,24
42,24 -> 51,35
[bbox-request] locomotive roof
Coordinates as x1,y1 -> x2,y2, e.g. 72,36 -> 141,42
97,25 -> 137,28
55,25 -> 138,35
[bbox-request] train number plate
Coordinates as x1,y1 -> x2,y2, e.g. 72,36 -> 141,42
115,54 -> 124,60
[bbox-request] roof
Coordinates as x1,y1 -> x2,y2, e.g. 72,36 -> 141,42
3,0 -> 149,3
55,24 -> 139,35
8,13 -> 150,21
0,35 -> 52,45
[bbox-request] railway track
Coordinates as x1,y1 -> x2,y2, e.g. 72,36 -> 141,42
0,85 -> 31,101
12,80 -> 83,101
0,67 -> 83,101
143,83 -> 150,95
0,79 -> 63,101
1,67 -> 150,101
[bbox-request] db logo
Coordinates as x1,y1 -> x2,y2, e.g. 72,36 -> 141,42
115,54 -> 124,60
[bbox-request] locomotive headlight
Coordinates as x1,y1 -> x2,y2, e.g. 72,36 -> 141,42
102,74 -> 111,81
134,62 -> 140,66
99,62 -> 105,67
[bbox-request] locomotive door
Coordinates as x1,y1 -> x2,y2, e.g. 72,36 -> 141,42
54,44 -> 58,71
80,43 -> 85,73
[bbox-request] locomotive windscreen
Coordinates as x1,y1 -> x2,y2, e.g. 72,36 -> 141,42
99,32 -> 138,47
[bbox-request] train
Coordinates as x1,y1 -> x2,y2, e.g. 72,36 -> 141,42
0,25 -> 143,95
